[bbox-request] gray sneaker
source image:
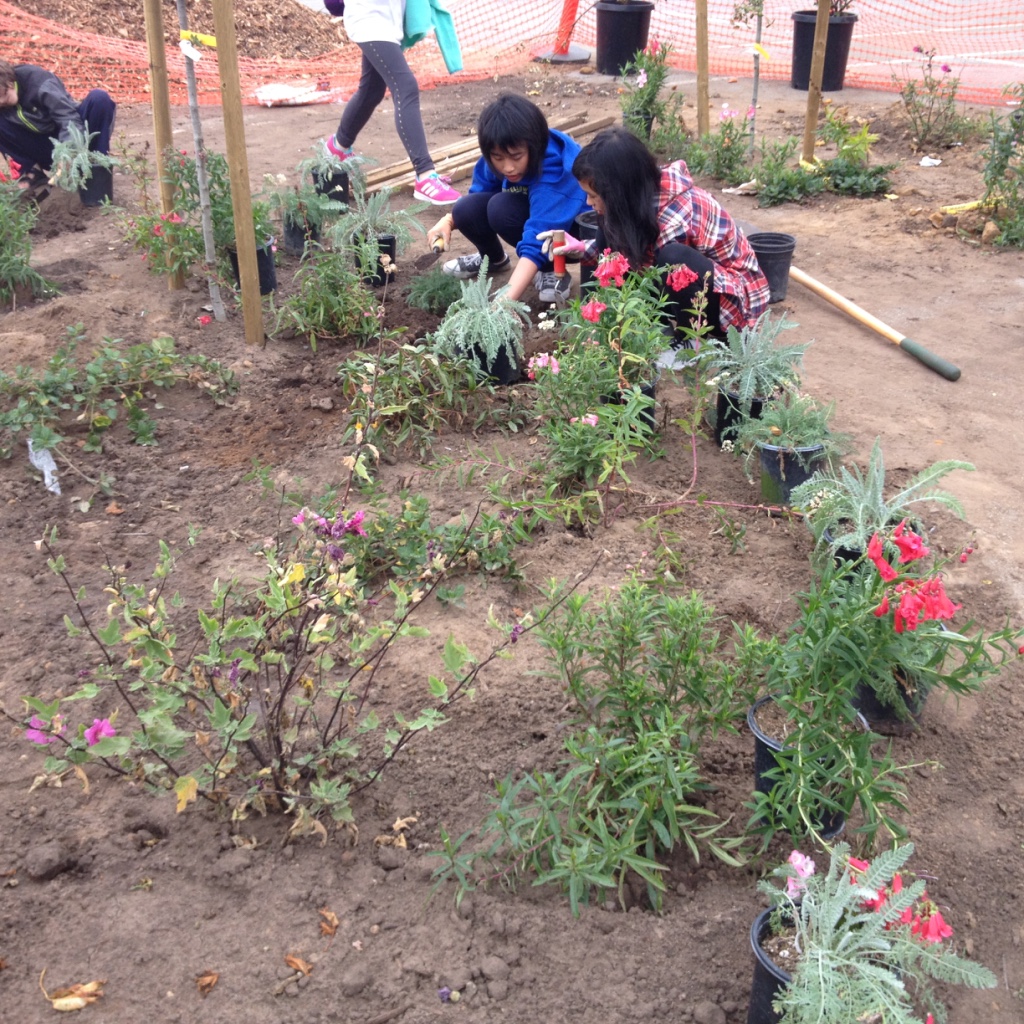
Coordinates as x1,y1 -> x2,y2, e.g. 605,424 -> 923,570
534,270 -> 572,306
442,253 -> 510,279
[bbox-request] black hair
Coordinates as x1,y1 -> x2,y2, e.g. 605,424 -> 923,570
476,92 -> 550,179
0,60 -> 16,92
572,126 -> 661,269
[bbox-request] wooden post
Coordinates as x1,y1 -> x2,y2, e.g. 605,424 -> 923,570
142,0 -> 183,290
211,0 -> 263,346
801,0 -> 831,165
695,0 -> 710,137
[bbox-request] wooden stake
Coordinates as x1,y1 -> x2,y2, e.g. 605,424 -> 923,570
211,0 -> 263,346
142,0 -> 183,290
695,0 -> 710,137
801,0 -> 831,165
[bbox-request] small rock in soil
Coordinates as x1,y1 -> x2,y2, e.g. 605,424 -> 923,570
375,846 -> 406,871
486,979 -> 509,1001
479,954 -> 510,981
24,840 -> 77,881
693,999 -> 726,1024
339,962 -> 372,996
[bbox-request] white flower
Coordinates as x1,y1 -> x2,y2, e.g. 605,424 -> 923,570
537,320 -> 556,331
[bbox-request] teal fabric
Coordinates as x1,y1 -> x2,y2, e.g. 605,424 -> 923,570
402,0 -> 463,74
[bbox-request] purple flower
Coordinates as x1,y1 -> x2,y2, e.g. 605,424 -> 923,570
228,658 -> 242,687
84,718 -> 116,747
77,669 -> 92,679
438,987 -> 452,1003
913,45 -> 923,53
941,64 -> 951,73
510,623 -> 525,644
327,544 -> 345,560
25,715 -> 57,745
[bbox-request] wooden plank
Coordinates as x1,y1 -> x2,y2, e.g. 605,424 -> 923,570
367,115 -> 614,196
362,112 -> 588,189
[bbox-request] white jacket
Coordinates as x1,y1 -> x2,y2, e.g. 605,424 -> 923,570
344,0 -> 406,44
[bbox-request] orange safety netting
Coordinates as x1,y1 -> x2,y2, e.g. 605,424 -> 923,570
1,0 -> 1020,108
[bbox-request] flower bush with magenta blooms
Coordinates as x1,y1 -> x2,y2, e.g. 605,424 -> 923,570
619,38 -> 676,138
759,841 -> 996,1024
896,46 -> 978,150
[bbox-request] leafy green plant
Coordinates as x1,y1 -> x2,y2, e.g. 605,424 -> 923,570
754,137 -> 826,207
328,181 -> 426,256
299,143 -> 370,199
895,47 -> 980,150
788,437 -> 973,556
403,265 -> 462,314
431,257 -> 530,375
704,311 -> 808,414
271,247 -> 378,350
434,580 -> 760,913
821,155 -> 895,197
982,84 -> 1024,248
733,392 -> 853,481
759,842 -> 996,1024
48,124 -> 118,192
0,324 -> 236,458
0,180 -> 55,306
620,39 -> 681,140
681,108 -> 754,185
265,179 -> 346,238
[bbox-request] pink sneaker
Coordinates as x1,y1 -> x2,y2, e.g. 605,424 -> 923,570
322,135 -> 354,161
413,172 -> 460,205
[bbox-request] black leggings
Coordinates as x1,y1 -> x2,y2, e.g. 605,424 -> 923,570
334,41 -> 433,177
451,189 -> 554,271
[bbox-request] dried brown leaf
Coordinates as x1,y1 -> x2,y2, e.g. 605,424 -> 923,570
318,908 -> 339,938
284,954 -> 313,976
196,970 -> 219,997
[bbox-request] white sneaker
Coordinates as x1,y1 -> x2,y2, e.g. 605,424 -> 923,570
534,270 -> 572,306
442,253 -> 510,279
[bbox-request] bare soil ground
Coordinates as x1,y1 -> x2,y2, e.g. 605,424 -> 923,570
2,63 -> 1024,1024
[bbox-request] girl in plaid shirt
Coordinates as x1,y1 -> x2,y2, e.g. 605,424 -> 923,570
543,126 -> 769,340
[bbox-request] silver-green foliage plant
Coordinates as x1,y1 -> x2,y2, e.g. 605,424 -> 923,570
761,842 -> 996,1024
48,124 -> 118,192
431,257 -> 530,373
705,311 -> 809,414
0,180 -> 54,306
788,437 -> 973,555
328,181 -> 426,255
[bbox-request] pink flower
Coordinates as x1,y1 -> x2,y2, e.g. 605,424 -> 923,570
959,552 -> 968,563
197,315 -> 212,326
152,225 -> 164,236
848,856 -> 871,873
570,414 -> 599,427
913,908 -> 954,943
580,299 -> 607,323
666,264 -> 698,291
873,595 -> 890,617
866,533 -> 898,582
786,850 -> 815,896
594,250 -> 630,288
892,519 -> 930,563
291,512 -> 306,526
527,353 -> 561,378
913,45 -> 924,53
25,716 -> 57,745
84,718 -> 116,747
645,37 -> 661,57
343,510 -> 367,536
719,106 -> 738,121
941,64 -> 951,74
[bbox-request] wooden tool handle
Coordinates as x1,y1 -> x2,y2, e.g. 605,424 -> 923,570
788,265 -> 961,382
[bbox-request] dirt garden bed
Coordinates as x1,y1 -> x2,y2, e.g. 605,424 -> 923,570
1,58 -> 1023,1024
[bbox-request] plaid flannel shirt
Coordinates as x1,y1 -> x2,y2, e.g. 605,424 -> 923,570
655,160 -> 770,330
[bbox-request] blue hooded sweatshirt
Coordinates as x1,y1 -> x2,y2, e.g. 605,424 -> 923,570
468,129 -> 590,268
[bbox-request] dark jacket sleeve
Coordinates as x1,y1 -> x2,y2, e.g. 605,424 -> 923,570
15,65 -> 84,142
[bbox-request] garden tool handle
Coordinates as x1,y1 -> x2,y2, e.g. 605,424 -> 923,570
552,230 -> 566,276
788,266 -> 961,382
432,236 -> 446,254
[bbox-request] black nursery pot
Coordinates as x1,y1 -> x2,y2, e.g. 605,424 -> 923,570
746,694 -> 848,841
360,234 -> 397,288
575,210 -> 600,291
78,165 -> 113,207
758,442 -> 826,507
791,11 -> 858,92
227,238 -> 277,295
594,1 -> 655,76
281,216 -> 320,257
311,167 -> 350,203
469,344 -> 519,386
747,908 -> 792,1024
714,390 -> 765,447
747,232 -> 796,304
851,679 -> 927,737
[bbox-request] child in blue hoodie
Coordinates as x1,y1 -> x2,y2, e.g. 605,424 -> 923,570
427,93 -> 589,306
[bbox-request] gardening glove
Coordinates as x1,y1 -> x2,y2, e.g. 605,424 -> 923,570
427,212 -> 453,252
537,229 -> 587,262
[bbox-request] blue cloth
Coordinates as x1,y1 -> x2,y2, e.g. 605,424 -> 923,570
468,129 -> 590,268
402,0 -> 463,74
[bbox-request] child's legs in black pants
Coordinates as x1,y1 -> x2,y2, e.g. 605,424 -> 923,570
452,190 -> 537,265
656,241 -> 725,340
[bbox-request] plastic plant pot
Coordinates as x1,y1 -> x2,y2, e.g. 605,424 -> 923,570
594,1 -> 655,76
791,11 -> 858,92
747,907 -> 792,1024
227,237 -> 277,295
78,165 -> 113,207
758,441 -> 827,506
747,232 -> 796,304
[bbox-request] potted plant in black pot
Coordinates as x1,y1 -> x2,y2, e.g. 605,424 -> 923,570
266,178 -> 346,257
328,181 -> 426,287
787,437 -> 974,562
733,392 -> 853,506
791,0 -> 859,93
748,841 -> 997,1024
431,257 -> 530,384
703,310 -> 810,446
594,0 -> 657,77
48,124 -> 119,207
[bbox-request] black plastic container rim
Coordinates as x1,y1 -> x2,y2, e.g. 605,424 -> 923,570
758,441 -> 827,457
750,907 -> 794,985
791,9 -> 857,22
748,232 -> 797,252
746,693 -> 870,752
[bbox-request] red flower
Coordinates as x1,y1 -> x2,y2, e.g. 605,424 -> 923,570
848,856 -> 870,872
594,249 -> 630,288
873,595 -> 890,617
666,264 -> 699,291
867,533 -> 898,582
581,299 -> 607,323
197,315 -> 212,326
914,909 -> 954,943
892,576 -> 960,632
892,519 -> 930,563
152,225 -> 164,237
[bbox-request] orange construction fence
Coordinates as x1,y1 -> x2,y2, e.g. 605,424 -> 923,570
1,0 -> 1021,108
